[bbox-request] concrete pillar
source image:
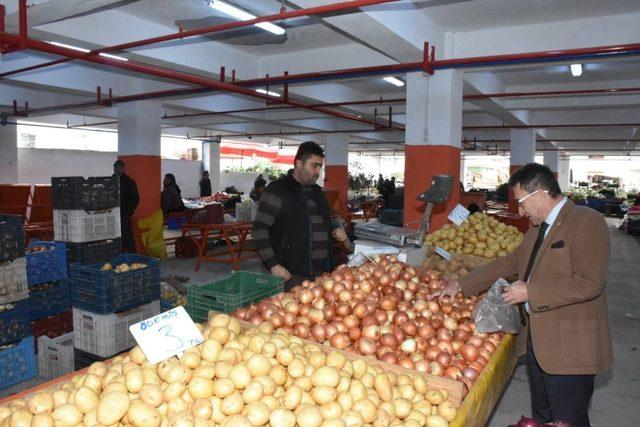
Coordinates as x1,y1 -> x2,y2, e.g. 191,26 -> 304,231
324,134 -> 349,211
0,124 -> 18,183
543,150 -> 559,180
404,70 -> 463,230
203,141 -> 221,193
558,155 -> 570,192
117,101 -> 162,251
508,128 -> 536,211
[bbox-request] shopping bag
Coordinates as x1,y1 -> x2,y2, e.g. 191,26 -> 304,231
137,209 -> 167,260
473,278 -> 521,334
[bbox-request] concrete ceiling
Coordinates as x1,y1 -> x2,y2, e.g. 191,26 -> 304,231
0,0 -> 639,155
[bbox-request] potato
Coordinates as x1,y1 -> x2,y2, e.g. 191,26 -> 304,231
96,392 -> 130,425
311,387 -> 337,405
282,385 -> 303,410
212,378 -> 235,399
127,401 -> 161,427
321,419 -> 346,427
296,406 -> 323,427
165,365 -> 192,384
372,409 -> 392,427
241,381 -> 264,404
188,377 -> 214,399
163,383 -> 185,403
220,391 -> 243,416
229,365 -> 251,389
83,409 -> 98,427
340,410 -> 364,427
166,398 -> 188,418
189,399 -> 212,420
140,384 -> 164,408
221,415 -> 252,427
426,390 -> 445,406
437,400 -> 458,422
200,340 -> 222,363
74,387 -> 99,414
269,408 -> 295,427
8,408 -> 32,427
374,374 -> 392,402
243,401 -> 269,426
51,404 -> 82,427
246,354 -> 271,377
26,393 -> 54,415
51,390 -> 68,408
426,414 -> 449,427
179,352 -> 201,370
30,413 -> 53,427
310,367 -> 340,388
169,411 -> 194,427
352,398 -> 376,424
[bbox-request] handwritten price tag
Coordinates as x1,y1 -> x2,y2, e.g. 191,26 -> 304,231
129,306 -> 204,364
435,246 -> 453,261
448,204 -> 470,226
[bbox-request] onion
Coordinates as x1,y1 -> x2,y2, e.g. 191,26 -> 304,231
361,314 -> 378,328
429,361 -> 444,376
299,289 -> 313,304
353,302 -> 368,319
336,302 -> 351,317
436,340 -> 453,355
311,324 -> 326,341
322,304 -> 336,321
418,324 -> 436,340
293,322 -> 310,338
357,337 -> 377,356
445,366 -> 461,380
400,338 -> 417,353
402,321 -> 418,336
414,359 -> 429,373
271,313 -> 284,328
325,323 -> 338,338
378,296 -> 396,311
392,327 -> 406,344
392,312 -> 409,326
398,358 -> 415,370
324,290 -> 338,303
374,310 -> 387,324
425,346 -> 440,361
343,315 -> 359,329
443,317 -> 458,331
348,327 -> 362,341
330,333 -> 350,349
436,352 -> 452,367
437,328 -> 452,342
461,344 -> 480,362
379,333 -> 399,349
468,336 -> 484,348
362,325 -> 381,341
379,352 -> 398,364
462,367 -> 479,382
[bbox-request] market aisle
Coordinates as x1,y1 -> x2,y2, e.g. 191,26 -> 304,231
488,218 -> 640,426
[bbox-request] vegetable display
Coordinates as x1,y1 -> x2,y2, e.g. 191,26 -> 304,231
0,314 -> 460,427
421,253 -> 489,280
425,213 -> 523,259
234,256 -> 503,393
100,263 -> 147,273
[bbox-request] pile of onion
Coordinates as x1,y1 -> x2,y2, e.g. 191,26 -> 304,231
232,255 -> 504,393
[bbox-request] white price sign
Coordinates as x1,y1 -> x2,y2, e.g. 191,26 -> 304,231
435,246 -> 453,261
448,204 -> 470,226
129,306 -> 204,364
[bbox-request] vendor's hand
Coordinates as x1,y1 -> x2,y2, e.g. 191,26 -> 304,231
332,227 -> 347,242
502,280 -> 528,304
271,264 -> 292,281
430,278 -> 461,303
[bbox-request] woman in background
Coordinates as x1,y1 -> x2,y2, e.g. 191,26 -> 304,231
162,173 -> 186,214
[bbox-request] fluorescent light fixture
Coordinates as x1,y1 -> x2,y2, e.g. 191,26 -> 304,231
570,63 -> 582,77
47,41 -> 128,61
256,88 -> 281,97
209,0 -> 286,35
383,76 -> 405,87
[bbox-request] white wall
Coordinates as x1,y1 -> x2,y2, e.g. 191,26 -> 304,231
220,171 -> 261,195
17,148 -> 202,197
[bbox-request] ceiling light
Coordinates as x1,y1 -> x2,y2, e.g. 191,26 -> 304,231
383,76 -> 405,87
570,64 -> 582,77
209,0 -> 286,35
256,88 -> 281,97
47,41 -> 128,61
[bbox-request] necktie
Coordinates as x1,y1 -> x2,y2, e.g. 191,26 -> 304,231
523,222 -> 549,282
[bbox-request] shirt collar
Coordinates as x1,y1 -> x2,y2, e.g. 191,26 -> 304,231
544,196 -> 567,229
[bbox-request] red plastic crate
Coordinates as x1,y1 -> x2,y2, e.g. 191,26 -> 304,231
185,204 -> 224,224
31,310 -> 73,351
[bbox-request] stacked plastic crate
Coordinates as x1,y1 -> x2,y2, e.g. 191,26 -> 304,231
26,241 -> 73,380
0,215 -> 36,390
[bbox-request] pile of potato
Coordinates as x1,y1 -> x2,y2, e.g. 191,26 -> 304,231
0,314 -> 459,427
426,213 -> 523,259
100,262 -> 147,273
422,252 -> 490,280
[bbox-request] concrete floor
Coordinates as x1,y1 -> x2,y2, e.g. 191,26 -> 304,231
2,219 -> 639,426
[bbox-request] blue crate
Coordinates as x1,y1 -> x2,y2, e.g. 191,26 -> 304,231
0,299 -> 31,346
0,335 -> 36,390
167,217 -> 186,230
70,254 -> 160,314
160,299 -> 176,312
28,280 -> 71,321
26,241 -> 68,286
0,215 -> 24,262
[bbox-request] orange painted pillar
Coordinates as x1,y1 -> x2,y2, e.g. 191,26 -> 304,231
403,70 -> 463,231
509,129 -> 536,212
118,101 -> 162,253
323,134 -> 349,211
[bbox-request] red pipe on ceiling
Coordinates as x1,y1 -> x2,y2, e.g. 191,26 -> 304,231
0,0 -> 399,78
463,123 -> 640,129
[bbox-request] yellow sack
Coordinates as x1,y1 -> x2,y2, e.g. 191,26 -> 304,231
137,209 -> 167,260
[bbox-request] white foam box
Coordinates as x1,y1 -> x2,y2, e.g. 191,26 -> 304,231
73,300 -> 159,358
54,208 -> 121,243
37,332 -> 74,380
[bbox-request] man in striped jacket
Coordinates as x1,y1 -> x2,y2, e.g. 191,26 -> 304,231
253,141 -> 347,290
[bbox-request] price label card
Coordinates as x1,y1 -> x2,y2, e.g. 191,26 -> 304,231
129,306 -> 204,364
448,204 -> 470,226
435,246 -> 453,261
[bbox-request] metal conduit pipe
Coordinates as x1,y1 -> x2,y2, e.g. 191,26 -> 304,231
463,123 -> 640,129
0,0 -> 399,78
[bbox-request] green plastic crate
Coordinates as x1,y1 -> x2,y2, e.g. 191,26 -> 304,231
187,271 -> 284,322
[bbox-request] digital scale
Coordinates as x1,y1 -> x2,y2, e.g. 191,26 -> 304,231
352,175 -> 453,267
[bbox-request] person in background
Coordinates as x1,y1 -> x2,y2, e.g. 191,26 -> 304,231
199,170 -> 212,197
253,141 -> 347,290
250,182 -> 266,202
254,174 -> 267,190
161,173 -> 186,214
113,160 -> 139,253
376,174 -> 384,194
434,163 -> 612,427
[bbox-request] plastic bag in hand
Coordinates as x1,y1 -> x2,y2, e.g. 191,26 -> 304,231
473,278 -> 521,334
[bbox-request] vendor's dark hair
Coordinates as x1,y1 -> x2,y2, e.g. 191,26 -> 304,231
113,160 -> 125,168
508,163 -> 561,197
295,141 -> 325,163
164,173 -> 182,195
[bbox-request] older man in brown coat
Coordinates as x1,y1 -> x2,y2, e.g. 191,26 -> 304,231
436,163 -> 612,427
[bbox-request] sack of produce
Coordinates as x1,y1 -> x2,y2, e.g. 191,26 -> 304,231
473,278 -> 521,334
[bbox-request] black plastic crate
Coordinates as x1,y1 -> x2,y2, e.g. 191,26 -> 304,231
73,347 -> 108,371
52,176 -> 120,210
0,215 -> 24,262
65,239 -> 122,265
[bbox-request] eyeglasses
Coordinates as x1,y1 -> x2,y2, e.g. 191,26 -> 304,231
517,189 -> 548,207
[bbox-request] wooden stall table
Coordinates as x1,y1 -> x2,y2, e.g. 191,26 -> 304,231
181,221 -> 257,271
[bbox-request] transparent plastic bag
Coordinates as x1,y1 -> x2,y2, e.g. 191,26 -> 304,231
473,278 -> 521,334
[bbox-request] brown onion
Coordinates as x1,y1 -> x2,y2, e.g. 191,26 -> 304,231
429,361 -> 444,376
426,346 -> 440,361
462,367 -> 479,382
348,327 -> 362,341
293,322 -> 310,338
379,333 -> 399,349
380,352 -> 398,365
398,357 -> 415,370
414,359 -> 429,373
461,344 -> 480,362
445,366 -> 461,380
357,337 -> 377,356
418,324 -> 436,340
378,296 -> 396,311
271,313 -> 284,328
393,312 -> 409,326
330,333 -> 350,349
437,328 -> 452,342
436,352 -> 452,367
402,321 -> 418,337
311,324 -> 326,341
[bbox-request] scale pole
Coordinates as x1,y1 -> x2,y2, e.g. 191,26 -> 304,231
417,201 -> 434,246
